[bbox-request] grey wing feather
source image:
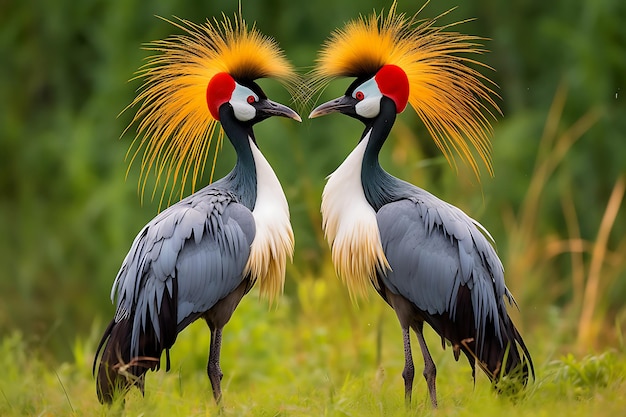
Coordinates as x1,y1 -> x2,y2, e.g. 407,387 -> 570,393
175,202 -> 254,321
111,189 -> 255,358
377,190 -> 511,347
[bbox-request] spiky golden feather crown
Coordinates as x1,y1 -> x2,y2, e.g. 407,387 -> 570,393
310,1 -> 500,176
124,14 -> 299,205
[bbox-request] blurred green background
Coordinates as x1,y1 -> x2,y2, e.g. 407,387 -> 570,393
1,0 -> 624,367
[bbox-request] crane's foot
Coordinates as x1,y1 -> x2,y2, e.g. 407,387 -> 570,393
207,327 -> 224,403
403,364 -> 414,407
208,362 -> 223,403
423,365 -> 437,408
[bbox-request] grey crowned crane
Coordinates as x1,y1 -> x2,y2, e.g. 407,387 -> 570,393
308,3 -> 534,408
93,15 -> 300,404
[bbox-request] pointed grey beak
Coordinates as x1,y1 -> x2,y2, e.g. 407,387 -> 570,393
309,95 -> 356,118
258,99 -> 302,122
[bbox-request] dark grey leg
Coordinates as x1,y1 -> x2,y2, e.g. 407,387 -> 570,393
207,327 -> 224,403
414,322 -> 437,408
401,326 -> 415,407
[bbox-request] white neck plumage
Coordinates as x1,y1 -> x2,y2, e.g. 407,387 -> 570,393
244,137 -> 294,303
321,131 -> 389,299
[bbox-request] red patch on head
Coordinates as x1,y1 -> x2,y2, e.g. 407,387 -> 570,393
206,72 -> 236,120
374,65 -> 409,113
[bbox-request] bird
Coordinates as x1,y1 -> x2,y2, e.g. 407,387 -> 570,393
308,2 -> 534,408
93,14 -> 301,404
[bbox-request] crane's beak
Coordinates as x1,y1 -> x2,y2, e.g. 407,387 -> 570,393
309,95 -> 356,119
257,99 -> 302,122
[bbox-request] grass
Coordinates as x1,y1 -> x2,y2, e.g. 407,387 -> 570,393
1,279 -> 625,417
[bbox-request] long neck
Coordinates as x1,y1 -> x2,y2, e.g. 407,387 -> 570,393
217,109 -> 257,209
220,111 -> 293,305
361,97 -> 412,211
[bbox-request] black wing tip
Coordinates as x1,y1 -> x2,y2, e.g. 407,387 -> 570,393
93,319 -> 116,376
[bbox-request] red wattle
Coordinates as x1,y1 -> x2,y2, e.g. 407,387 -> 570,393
207,72 -> 236,120
375,65 -> 409,113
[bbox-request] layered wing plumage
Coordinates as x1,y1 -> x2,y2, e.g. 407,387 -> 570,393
376,187 -> 532,377
377,192 -> 509,336
109,186 -> 255,360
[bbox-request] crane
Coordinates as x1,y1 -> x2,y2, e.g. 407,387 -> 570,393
93,15 -> 300,404
308,2 -> 533,408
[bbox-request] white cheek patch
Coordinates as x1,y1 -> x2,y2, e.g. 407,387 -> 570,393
231,102 -> 256,121
230,85 -> 258,122
353,77 -> 382,118
355,98 -> 381,118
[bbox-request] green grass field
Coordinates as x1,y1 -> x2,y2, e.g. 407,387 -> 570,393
2,278 -> 624,417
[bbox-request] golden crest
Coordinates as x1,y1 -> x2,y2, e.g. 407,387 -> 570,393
310,1 -> 500,176
124,14 -> 299,205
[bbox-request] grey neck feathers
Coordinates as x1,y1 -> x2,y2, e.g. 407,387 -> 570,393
212,107 -> 258,210
361,97 -> 415,212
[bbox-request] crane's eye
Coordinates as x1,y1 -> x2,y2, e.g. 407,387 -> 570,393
247,95 -> 256,104
355,91 -> 364,101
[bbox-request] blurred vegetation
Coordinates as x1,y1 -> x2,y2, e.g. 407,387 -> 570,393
1,0 -> 625,412
1,293 -> 625,415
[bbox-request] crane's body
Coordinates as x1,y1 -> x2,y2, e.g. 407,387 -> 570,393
94,15 -> 300,404
318,98 -> 531,406
96,131 -> 292,402
310,3 -> 533,407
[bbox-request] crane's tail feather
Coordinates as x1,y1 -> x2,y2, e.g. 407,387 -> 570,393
427,284 -> 534,391
467,313 -> 534,389
93,317 -> 162,404
94,277 -> 181,403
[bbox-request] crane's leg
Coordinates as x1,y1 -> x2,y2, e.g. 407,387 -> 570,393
414,322 -> 437,408
207,326 -> 224,403
401,326 -> 415,407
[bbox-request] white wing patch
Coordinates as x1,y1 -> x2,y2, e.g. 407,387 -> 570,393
321,132 -> 389,299
244,137 -> 294,303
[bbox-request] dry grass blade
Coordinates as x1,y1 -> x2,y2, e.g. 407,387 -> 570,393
577,175 -> 625,348
503,84 -> 601,302
518,83 -> 600,242
54,370 -> 75,413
